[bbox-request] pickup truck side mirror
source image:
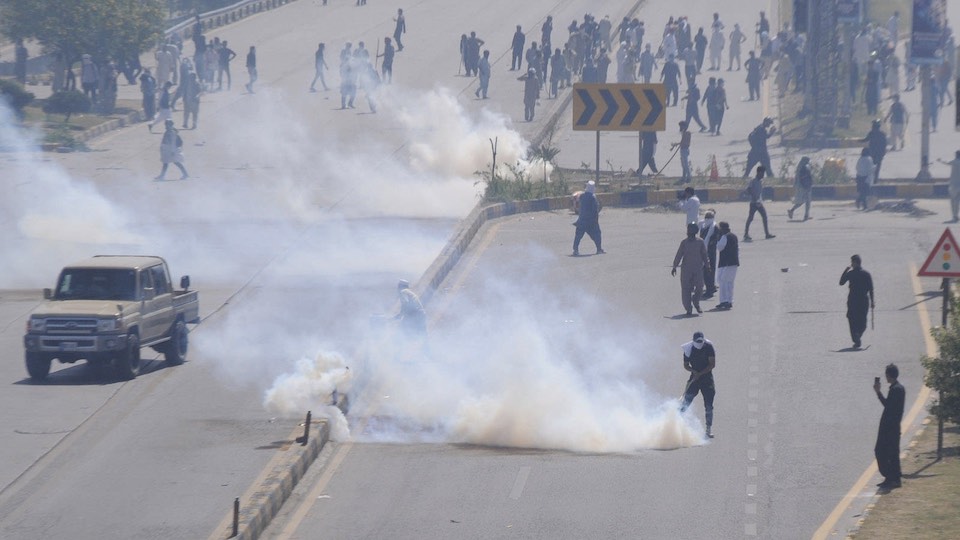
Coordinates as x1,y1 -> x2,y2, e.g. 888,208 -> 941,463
180,276 -> 190,290
43,288 -> 52,300
143,287 -> 156,300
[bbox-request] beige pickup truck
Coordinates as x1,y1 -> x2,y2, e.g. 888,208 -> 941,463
23,255 -> 200,381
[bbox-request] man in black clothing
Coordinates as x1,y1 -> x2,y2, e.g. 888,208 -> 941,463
840,254 -> 874,349
743,117 -> 775,178
861,120 -> 888,181
637,131 -> 659,176
511,26 -> 525,70
661,55 -> 682,106
873,363 -> 904,489
680,331 -> 716,438
573,181 -> 603,256
743,166 -> 775,241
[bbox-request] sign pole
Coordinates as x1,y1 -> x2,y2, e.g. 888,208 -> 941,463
940,276 -> 950,457
595,131 -> 600,184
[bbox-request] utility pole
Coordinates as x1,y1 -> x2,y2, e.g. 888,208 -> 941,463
916,66 -> 932,182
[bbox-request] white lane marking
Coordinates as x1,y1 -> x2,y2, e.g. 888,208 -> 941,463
509,466 -> 531,500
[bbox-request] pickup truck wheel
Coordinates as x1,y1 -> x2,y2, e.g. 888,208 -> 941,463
114,334 -> 141,380
26,353 -> 51,381
164,320 -> 188,366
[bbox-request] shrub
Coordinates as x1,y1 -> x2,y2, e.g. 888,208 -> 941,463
42,90 -> 92,122
0,78 -> 35,120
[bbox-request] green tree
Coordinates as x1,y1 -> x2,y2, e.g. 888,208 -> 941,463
921,291 -> 960,425
0,0 -> 165,65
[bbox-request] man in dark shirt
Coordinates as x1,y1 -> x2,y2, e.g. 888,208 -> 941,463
743,117 -> 775,178
873,363 -> 904,489
743,166 -> 775,241
573,181 -> 603,256
511,25 -> 525,71
840,254 -> 875,349
661,55 -> 682,106
680,331 -> 716,438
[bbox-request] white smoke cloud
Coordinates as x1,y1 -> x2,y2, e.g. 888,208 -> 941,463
267,242 -> 705,452
0,103 -> 144,287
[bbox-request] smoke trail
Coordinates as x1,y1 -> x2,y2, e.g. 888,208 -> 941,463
0,102 -> 144,287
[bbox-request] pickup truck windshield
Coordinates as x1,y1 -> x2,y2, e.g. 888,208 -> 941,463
55,269 -> 137,301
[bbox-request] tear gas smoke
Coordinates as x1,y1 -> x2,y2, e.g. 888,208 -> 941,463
263,351 -> 353,441
266,244 -> 705,452
0,104 -> 144,286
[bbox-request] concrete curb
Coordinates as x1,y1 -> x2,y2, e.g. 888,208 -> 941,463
166,0 -> 300,42
229,419 -> 330,540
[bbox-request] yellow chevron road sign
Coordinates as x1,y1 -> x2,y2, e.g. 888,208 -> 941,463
571,83 -> 666,131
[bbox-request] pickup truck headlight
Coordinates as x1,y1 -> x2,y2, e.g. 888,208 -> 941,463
97,318 -> 119,332
28,318 -> 45,332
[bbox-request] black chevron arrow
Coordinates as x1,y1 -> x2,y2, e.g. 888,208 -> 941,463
620,89 -> 641,126
599,89 -> 618,125
576,89 -> 596,126
643,88 -> 663,126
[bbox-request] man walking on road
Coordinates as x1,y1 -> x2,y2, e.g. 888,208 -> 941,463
638,131 -> 659,176
939,150 -> 960,222
884,94 -> 908,151
393,9 -> 406,52
743,118 -> 775,178
511,25 -> 525,71
873,363 -> 904,489
310,43 -> 330,91
682,83 -> 708,132
672,123 -> 695,183
155,120 -> 189,180
680,330 -> 716,438
745,50 -> 762,101
217,40 -> 236,91
245,46 -> 257,93
678,186 -> 700,225
699,210 -> 719,299
788,156 -> 813,221
518,67 -> 540,122
475,50 -> 491,99
855,148 -> 876,210
861,120 -> 888,181
743,166 -> 775,241
378,37 -> 395,84
573,181 -> 603,256
715,221 -> 738,309
671,222 -> 709,316
840,254 -> 874,349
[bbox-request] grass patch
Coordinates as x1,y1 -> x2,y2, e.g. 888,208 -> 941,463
16,98 -> 141,150
853,421 -> 960,539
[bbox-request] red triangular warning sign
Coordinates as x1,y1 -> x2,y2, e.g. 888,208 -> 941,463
918,229 -> 960,277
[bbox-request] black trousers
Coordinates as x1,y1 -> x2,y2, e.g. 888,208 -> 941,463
573,222 -> 602,253
847,298 -> 868,344
875,425 -> 901,481
681,375 -> 715,427
745,202 -> 770,236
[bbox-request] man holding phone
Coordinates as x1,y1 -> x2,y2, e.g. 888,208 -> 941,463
840,254 -> 874,349
873,363 -> 905,489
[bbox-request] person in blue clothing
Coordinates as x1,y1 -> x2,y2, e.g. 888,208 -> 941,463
573,181 -> 604,256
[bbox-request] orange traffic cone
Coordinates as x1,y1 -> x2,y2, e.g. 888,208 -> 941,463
709,155 -> 719,182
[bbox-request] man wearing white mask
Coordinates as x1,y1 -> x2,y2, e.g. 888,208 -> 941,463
680,330 -> 716,438
698,210 -> 719,299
